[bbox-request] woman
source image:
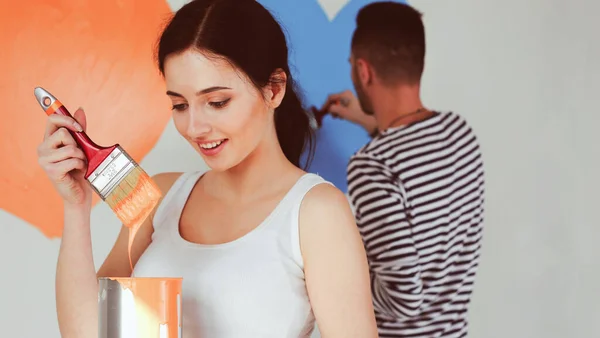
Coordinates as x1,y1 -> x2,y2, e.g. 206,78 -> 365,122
36,0 -> 377,337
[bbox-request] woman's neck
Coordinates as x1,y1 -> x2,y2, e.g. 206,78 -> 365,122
205,131 -> 301,202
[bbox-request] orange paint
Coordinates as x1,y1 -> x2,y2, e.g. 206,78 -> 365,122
0,0 -> 172,238
129,227 -> 138,272
108,277 -> 182,337
110,171 -> 163,232
113,172 -> 162,272
98,171 -> 159,271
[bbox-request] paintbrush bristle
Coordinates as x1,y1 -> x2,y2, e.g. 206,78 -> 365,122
104,166 -> 162,228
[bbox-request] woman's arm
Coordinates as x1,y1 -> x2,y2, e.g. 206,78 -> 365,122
299,183 -> 378,338
55,203 -> 100,338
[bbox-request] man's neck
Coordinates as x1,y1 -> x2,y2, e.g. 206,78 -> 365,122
372,84 -> 429,131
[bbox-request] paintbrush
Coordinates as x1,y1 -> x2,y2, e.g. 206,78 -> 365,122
307,97 -> 350,130
33,87 -> 162,231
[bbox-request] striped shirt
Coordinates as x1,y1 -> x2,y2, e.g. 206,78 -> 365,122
347,111 -> 485,338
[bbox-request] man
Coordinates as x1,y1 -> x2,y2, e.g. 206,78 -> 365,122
321,2 -> 485,337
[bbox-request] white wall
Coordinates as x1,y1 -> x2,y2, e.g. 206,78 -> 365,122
411,0 -> 600,337
1,1 -> 598,337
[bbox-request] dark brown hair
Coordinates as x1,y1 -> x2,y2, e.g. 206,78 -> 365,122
351,2 -> 426,85
156,0 -> 314,168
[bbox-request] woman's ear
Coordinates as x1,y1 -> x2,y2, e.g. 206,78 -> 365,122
264,68 -> 287,109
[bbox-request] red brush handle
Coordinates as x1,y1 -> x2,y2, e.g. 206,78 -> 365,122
54,106 -> 103,160
52,105 -> 117,179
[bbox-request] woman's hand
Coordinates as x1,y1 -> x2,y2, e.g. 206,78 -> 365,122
37,108 -> 92,208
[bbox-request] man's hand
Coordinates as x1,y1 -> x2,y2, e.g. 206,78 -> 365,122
321,90 -> 378,135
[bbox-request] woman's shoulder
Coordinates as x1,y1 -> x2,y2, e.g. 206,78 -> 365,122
303,182 -> 350,213
151,172 -> 186,196
298,174 -> 353,228
151,171 -> 207,202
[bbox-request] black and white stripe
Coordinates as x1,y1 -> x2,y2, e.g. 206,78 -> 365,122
347,112 -> 485,338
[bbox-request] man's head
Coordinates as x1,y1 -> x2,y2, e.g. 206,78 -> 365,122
350,2 -> 426,115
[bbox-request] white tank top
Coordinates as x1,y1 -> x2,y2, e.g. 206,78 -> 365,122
133,171 -> 331,338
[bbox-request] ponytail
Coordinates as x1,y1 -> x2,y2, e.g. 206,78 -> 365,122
274,75 -> 314,169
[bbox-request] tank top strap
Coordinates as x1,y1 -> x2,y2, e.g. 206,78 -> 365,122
152,171 -> 206,231
287,173 -> 332,200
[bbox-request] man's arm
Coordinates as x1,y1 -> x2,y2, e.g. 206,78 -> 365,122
347,152 -> 424,319
321,90 -> 379,137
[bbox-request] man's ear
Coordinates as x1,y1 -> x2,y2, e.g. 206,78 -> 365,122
355,58 -> 374,87
264,68 -> 287,109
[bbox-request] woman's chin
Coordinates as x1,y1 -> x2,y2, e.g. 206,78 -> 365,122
201,155 -> 249,173
204,163 -> 230,172
198,153 -> 233,172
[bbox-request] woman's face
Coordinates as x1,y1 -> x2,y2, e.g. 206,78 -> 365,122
163,49 -> 283,172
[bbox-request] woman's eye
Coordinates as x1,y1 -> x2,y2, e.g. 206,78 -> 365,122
209,98 -> 231,109
172,103 -> 188,112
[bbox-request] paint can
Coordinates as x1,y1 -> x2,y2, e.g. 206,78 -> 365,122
98,277 -> 183,338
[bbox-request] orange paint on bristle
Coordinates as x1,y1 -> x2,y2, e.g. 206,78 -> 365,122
104,166 -> 162,272
106,167 -> 161,228
109,277 -> 182,338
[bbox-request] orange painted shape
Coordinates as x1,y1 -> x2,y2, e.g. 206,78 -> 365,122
109,277 -> 183,338
0,0 -> 173,238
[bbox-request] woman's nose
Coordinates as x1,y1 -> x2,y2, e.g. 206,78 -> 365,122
186,109 -> 212,138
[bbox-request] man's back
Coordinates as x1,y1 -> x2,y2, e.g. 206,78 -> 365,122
347,111 -> 485,337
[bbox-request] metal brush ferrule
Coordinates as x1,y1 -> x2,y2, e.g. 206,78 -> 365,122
87,147 -> 136,200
